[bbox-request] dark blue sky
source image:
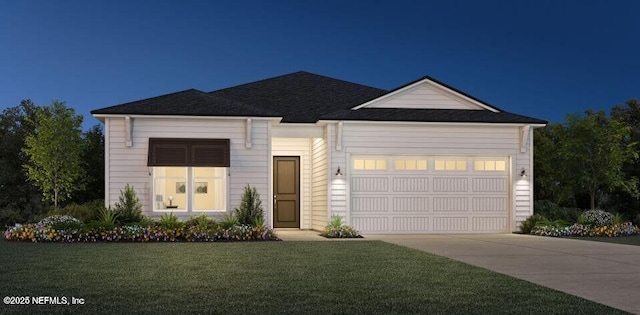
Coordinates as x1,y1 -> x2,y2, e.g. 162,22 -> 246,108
1,1 -> 638,129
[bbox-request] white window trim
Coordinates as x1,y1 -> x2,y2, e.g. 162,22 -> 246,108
152,167 -> 228,213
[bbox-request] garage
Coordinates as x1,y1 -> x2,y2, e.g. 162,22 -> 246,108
349,156 -> 510,233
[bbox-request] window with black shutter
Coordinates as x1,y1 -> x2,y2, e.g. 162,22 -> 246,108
148,138 -> 230,167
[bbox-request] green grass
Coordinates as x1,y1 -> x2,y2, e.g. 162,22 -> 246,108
0,240 -> 625,314
567,235 -> 640,246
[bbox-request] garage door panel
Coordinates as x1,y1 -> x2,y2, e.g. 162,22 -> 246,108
352,197 -> 388,213
472,197 -> 507,212
352,217 -> 388,232
472,178 -> 507,192
350,155 -> 509,233
433,217 -> 469,232
433,197 -> 469,212
392,177 -> 429,192
352,177 -> 388,192
393,217 -> 430,232
392,197 -> 429,212
472,217 -> 508,231
433,177 -> 468,192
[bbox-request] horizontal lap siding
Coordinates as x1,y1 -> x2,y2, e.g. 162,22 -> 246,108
272,138 -> 311,229
106,118 -> 269,218
367,84 -> 484,110
311,137 -> 328,230
328,122 -> 533,233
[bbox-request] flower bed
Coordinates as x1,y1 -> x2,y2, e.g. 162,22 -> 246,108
531,222 -> 640,237
4,223 -> 279,243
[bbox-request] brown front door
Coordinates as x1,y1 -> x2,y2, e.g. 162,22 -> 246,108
273,156 -> 300,228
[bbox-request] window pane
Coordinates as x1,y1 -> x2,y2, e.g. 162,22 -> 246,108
435,160 -> 445,170
456,161 -> 466,170
376,160 -> 387,170
406,160 -> 416,170
474,161 -> 484,171
354,160 -> 365,170
194,167 -> 226,211
417,160 -> 427,170
364,160 -> 376,169
445,160 -> 455,170
153,167 -> 187,211
395,160 -> 405,170
485,161 -> 495,171
496,161 -> 506,171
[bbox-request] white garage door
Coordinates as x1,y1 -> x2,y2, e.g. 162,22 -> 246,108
350,156 -> 510,233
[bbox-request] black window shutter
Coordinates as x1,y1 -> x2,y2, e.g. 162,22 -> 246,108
148,138 -> 230,167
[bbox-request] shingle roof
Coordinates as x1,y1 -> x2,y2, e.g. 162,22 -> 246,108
90,89 -> 280,117
321,108 -> 548,124
208,71 -> 387,123
92,71 -> 547,125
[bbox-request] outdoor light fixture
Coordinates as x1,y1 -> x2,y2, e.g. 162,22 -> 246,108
335,166 -> 343,176
520,168 -> 527,177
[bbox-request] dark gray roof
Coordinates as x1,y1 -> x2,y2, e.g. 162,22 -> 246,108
91,89 -> 280,117
321,108 -> 548,124
92,71 -> 547,125
208,71 -> 387,123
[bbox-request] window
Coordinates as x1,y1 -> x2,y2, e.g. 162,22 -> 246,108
153,167 -> 226,212
434,159 -> 467,171
148,138 -> 229,212
353,159 -> 387,170
474,160 -> 506,171
394,159 -> 427,170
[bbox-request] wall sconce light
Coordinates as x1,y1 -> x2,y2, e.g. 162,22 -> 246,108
520,168 -> 527,177
335,166 -> 343,177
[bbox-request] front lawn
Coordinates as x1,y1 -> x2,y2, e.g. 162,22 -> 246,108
0,241 -> 624,314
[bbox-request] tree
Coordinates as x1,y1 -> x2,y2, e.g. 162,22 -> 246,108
533,123 -> 575,205
75,124 -> 105,203
0,100 -> 47,224
559,111 -> 638,210
233,184 -> 264,226
23,101 -> 85,208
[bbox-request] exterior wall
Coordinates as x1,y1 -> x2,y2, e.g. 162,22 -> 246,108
272,137 -> 312,229
327,122 -> 534,232
105,117 -> 270,221
311,136 -> 328,230
364,83 -> 484,110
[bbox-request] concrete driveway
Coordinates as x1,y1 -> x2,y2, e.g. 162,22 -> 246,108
366,234 -> 640,314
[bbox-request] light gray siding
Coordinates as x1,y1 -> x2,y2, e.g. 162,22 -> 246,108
272,137 -> 312,229
311,136 -> 328,230
328,122 -> 534,232
105,117 -> 270,221
363,83 -> 484,110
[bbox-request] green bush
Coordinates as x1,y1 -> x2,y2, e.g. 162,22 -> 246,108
113,184 -> 143,224
220,213 -> 239,229
320,215 -> 362,238
233,184 -> 264,227
184,214 -> 219,230
97,206 -> 119,226
534,200 -> 582,223
0,208 -> 22,228
48,200 -> 105,223
159,212 -> 183,229
520,214 -> 547,234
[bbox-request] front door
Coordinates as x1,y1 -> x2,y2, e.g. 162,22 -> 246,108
273,156 -> 300,228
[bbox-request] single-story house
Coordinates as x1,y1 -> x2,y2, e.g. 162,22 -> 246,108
91,71 -> 546,234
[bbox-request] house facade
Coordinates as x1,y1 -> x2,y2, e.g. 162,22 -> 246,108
92,71 -> 546,234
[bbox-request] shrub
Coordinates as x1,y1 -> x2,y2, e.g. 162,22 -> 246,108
0,208 -> 22,228
159,212 -> 183,229
612,213 -> 626,225
48,200 -> 104,223
184,214 -> 219,230
97,206 -> 119,226
320,215 -> 362,238
534,200 -> 582,223
578,209 -> 614,227
113,184 -> 143,224
531,222 -> 639,237
233,184 -> 264,227
635,214 -> 640,227
38,215 -> 83,227
520,214 -> 546,234
220,213 -> 239,229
